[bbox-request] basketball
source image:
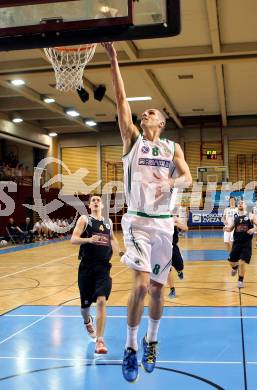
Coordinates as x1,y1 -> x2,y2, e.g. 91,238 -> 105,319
0,240 -> 8,247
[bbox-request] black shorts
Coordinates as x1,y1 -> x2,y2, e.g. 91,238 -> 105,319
78,260 -> 112,307
171,244 -> 184,272
228,241 -> 252,264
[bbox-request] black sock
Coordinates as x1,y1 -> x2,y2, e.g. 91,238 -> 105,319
232,265 -> 239,270
238,276 -> 244,282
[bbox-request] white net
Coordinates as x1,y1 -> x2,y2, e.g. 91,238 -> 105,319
44,44 -> 97,92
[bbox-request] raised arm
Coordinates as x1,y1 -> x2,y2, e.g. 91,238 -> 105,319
171,144 -> 192,189
102,42 -> 139,155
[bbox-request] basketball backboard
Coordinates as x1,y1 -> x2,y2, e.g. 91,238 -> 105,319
0,0 -> 180,51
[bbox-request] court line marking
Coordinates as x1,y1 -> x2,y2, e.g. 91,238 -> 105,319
0,253 -> 76,280
111,268 -> 128,278
0,266 -> 128,344
0,306 -> 62,346
3,314 -> 257,319
0,356 -> 242,364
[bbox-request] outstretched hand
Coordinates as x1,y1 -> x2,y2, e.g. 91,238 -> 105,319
101,42 -> 117,59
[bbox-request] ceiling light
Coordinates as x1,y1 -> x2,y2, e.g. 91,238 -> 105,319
43,97 -> 55,103
192,108 -> 205,112
12,117 -> 23,123
94,85 -> 106,102
49,132 -> 58,137
100,6 -> 110,13
11,79 -> 25,86
66,109 -> 80,117
85,120 -> 97,127
126,96 -> 152,102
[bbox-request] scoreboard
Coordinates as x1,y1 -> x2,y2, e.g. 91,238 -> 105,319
206,150 -> 217,160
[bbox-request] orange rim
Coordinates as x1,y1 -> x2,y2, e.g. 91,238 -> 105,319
53,44 -> 96,52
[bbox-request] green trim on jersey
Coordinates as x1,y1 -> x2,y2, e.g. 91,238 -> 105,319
128,210 -> 172,219
127,164 -> 132,194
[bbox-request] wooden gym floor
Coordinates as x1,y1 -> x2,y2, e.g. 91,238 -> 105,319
0,229 -> 257,315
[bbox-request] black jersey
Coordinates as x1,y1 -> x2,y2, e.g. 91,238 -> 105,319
79,216 -> 113,262
233,213 -> 254,242
173,226 -> 179,245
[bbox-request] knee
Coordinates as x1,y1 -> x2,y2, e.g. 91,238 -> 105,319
134,283 -> 148,300
97,296 -> 106,308
149,283 -> 163,300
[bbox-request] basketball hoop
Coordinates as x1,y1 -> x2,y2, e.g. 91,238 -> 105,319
44,44 -> 97,92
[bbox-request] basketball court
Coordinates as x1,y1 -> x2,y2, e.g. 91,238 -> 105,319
1,1 -> 257,389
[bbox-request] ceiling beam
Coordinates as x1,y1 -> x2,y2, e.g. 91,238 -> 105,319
121,41 -> 182,128
1,52 -> 257,75
0,112 -> 50,147
119,41 -> 139,60
206,0 -> 221,54
19,110 -> 63,120
0,86 -> 20,98
206,0 -> 227,126
0,96 -> 43,111
0,80 -> 96,132
36,119 -> 85,128
3,43 -> 257,75
215,64 -> 227,127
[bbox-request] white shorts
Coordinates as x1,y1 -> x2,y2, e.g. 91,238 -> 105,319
224,231 -> 233,243
121,213 -> 174,285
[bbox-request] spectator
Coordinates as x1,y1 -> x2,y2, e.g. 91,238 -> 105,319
6,217 -> 24,243
21,217 -> 34,243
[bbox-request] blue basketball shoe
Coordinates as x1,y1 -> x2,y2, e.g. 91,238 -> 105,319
122,348 -> 139,382
141,336 -> 158,373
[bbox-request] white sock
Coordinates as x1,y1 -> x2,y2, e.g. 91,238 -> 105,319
81,307 -> 90,323
146,317 -> 160,343
125,325 -> 139,351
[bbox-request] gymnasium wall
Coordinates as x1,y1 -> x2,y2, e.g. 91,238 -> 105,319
59,125 -> 257,184
229,139 -> 257,183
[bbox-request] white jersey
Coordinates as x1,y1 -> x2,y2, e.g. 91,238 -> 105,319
223,207 -> 238,226
123,135 -> 176,216
252,206 -> 257,216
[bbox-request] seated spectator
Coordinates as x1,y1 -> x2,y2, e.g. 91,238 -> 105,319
33,219 -> 44,240
6,217 -> 24,243
21,217 -> 34,243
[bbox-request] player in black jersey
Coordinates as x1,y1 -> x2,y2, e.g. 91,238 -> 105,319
71,195 -> 123,354
224,200 -> 257,288
167,215 -> 188,298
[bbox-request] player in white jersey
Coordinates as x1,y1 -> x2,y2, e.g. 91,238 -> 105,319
103,42 -> 192,383
250,200 -> 257,248
222,196 -> 238,252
